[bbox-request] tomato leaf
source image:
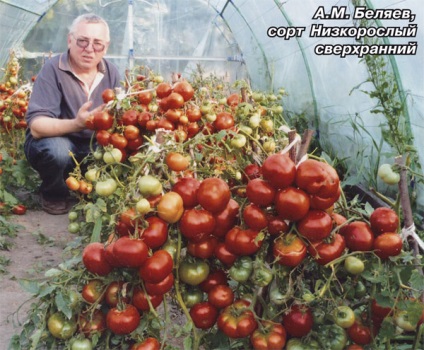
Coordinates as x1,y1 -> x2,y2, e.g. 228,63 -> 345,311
38,284 -> 56,298
18,279 -> 40,295
409,270 -> 424,294
55,292 -> 72,319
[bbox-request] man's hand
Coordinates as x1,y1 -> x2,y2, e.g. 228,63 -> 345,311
75,101 -> 106,131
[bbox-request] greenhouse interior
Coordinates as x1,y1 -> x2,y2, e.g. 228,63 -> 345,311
0,0 -> 423,349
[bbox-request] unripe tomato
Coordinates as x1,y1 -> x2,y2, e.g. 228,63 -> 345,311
47,312 -> 77,340
138,175 -> 162,197
157,191 -> 184,223
165,152 -> 190,172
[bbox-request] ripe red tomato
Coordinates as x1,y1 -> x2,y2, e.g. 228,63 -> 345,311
187,235 -> 218,259
242,164 -> 262,183
226,93 -> 241,107
208,285 -> 234,309
261,153 -> 296,190
138,90 -> 153,105
347,321 -> 372,345
371,299 -> 393,320
172,177 -> 201,209
250,321 -> 287,350
102,88 -> 115,103
78,309 -> 106,337
308,233 -> 346,265
138,111 -> 153,128
267,215 -> 289,236
274,187 -> 310,221
217,299 -> 258,338
112,237 -> 149,268
166,92 -> 185,109
309,186 -> 341,210
173,81 -> 195,101
273,234 -> 307,267
189,301 -> 219,329
373,232 -> 403,259
81,279 -> 105,304
96,129 -> 111,146
340,221 -> 375,252
179,208 -> 216,242
214,242 -> 237,266
144,272 -> 174,295
132,286 -> 163,311
199,269 -> 228,292
213,111 -> 235,131
243,204 -> 268,230
297,210 -> 333,242
156,82 -> 173,98
82,242 -> 113,276
139,216 -> 168,249
92,111 -> 114,130
225,226 -> 263,256
246,178 -> 276,207
121,109 -> 139,126
106,304 -> 140,335
211,198 -> 240,238
282,304 -> 313,337
295,159 -> 340,198
131,337 -> 160,350
12,204 -> 26,215
139,250 -> 173,283
126,135 -> 144,151
165,152 -> 189,172
186,107 -> 202,122
197,177 -> 231,213
123,125 -> 140,140
370,207 -> 399,235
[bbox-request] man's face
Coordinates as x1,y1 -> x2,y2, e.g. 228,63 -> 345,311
68,21 -> 110,71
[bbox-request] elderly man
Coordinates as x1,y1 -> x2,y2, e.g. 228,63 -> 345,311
24,13 -> 121,214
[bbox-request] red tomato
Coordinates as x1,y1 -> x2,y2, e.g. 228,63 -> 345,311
105,281 -> 130,307
132,286 -> 163,311
179,208 -> 216,242
186,107 -> 202,122
92,111 -> 114,130
81,279 -> 104,304
189,301 -> 219,329
225,226 -> 263,256
226,93 -> 241,107
274,187 -> 310,221
370,207 -> 399,235
82,242 -> 113,276
309,186 -> 341,210
261,153 -> 296,190
166,92 -> 185,109
115,220 -> 134,236
156,82 -> 172,98
199,269 -> 228,292
112,237 -> 149,268
172,177 -> 201,208
371,299 -> 393,320
78,309 -> 106,337
121,109 -> 139,126
131,337 -> 160,350
165,152 -> 189,172
246,178 -> 276,207
340,221 -> 375,252
373,232 -> 403,259
197,177 -> 231,213
213,111 -> 235,131
144,272 -> 174,295
282,304 -> 314,337
173,81 -> 195,101
308,233 -> 346,265
250,321 -> 287,350
124,125 -> 140,140
139,250 -> 173,284
243,204 -> 268,231
211,198 -> 240,238
347,321 -> 372,345
331,212 -> 347,226
273,233 -> 307,267
126,135 -> 144,151
214,242 -> 238,266
217,299 -> 258,338
106,304 -> 140,335
138,90 -> 153,105
242,164 -> 262,183
208,285 -> 234,309
138,111 -> 153,128
295,159 -> 340,198
187,235 -> 218,259
102,88 -> 115,103
267,215 -> 289,236
296,210 -> 333,242
139,216 -> 168,249
12,204 -> 26,215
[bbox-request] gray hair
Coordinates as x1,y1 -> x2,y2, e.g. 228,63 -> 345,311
69,13 -> 110,41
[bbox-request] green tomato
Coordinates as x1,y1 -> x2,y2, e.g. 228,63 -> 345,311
71,338 -> 93,350
263,139 -> 276,153
285,338 -> 320,350
68,211 -> 78,221
260,119 -> 274,133
316,324 -> 347,350
92,148 -> 103,160
179,260 -> 210,286
182,287 -> 204,308
135,198 -> 151,215
95,178 -> 117,197
333,306 -> 355,328
378,163 -> 400,185
84,168 -> 99,182
103,148 -> 122,164
47,312 -> 77,340
395,310 -> 418,331
250,265 -> 273,287
230,134 -> 247,148
229,256 -> 253,283
355,281 -> 367,298
344,256 -> 365,275
138,175 -> 163,197
249,114 -> 261,128
68,222 -> 80,234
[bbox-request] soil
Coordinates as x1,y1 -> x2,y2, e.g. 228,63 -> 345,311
0,209 -> 72,349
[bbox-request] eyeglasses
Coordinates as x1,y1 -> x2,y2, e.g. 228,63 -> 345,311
72,34 -> 106,52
